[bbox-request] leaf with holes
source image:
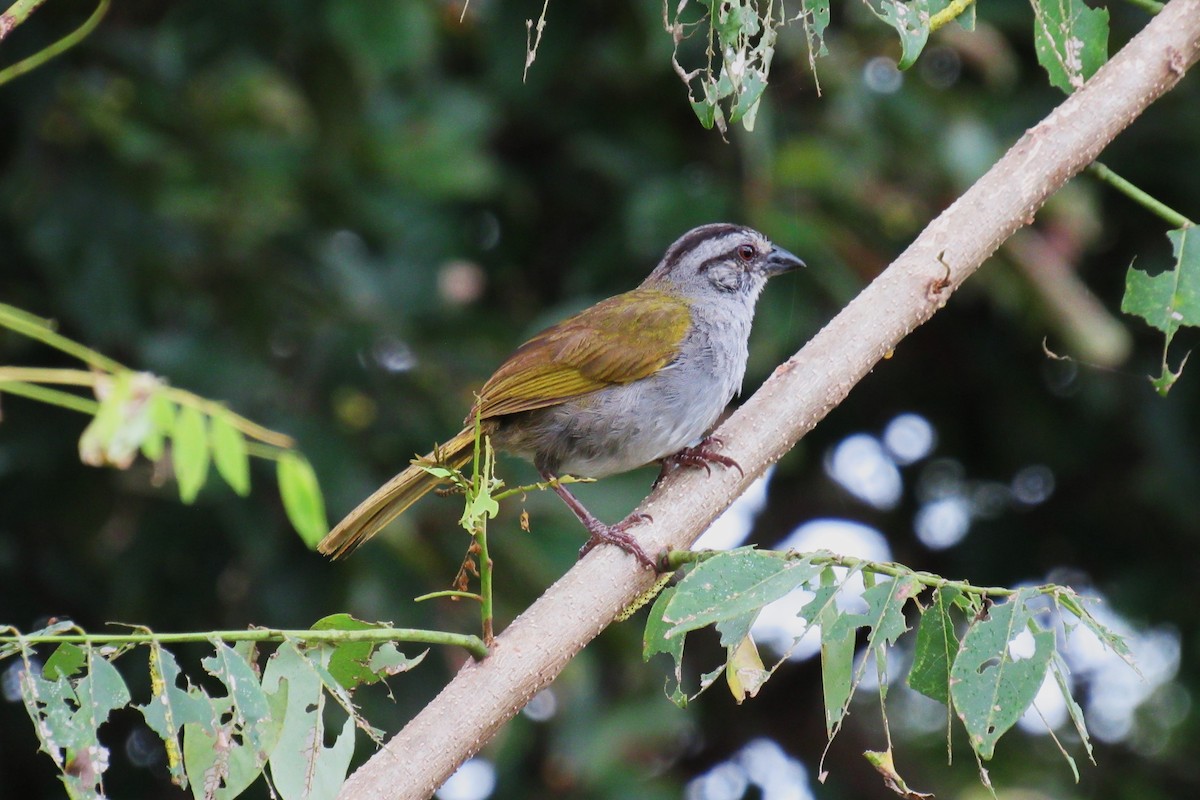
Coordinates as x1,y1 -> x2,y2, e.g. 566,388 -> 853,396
1122,226 -> 1200,394
18,645 -> 131,799
137,644 -> 222,789
863,0 -> 932,70
907,586 -> 961,705
663,549 -> 820,638
950,589 -> 1055,759
643,586 -> 688,707
1031,0 -> 1109,93
263,643 -> 358,800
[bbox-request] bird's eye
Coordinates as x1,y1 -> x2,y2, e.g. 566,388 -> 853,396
737,244 -> 757,262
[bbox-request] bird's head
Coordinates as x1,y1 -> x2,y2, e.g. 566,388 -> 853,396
645,223 -> 804,304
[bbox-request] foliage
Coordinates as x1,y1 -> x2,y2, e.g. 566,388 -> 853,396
0,618 -> 435,800
1121,225 -> 1200,393
0,302 -> 329,543
644,548 -> 1132,791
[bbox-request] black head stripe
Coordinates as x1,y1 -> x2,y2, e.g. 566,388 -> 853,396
660,223 -> 746,274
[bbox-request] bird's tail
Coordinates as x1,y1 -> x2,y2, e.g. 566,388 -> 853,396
317,426 -> 479,559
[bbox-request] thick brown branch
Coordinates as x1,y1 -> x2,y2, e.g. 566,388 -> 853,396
338,2 -> 1200,797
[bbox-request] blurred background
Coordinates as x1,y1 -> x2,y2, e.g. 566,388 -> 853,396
1,1 -> 1198,798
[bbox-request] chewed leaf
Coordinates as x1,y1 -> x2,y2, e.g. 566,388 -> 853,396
1122,226 -> 1200,393
950,589 -> 1055,759
663,550 -> 820,638
136,644 -> 216,788
907,586 -> 961,705
18,644 -> 131,799
1031,0 -> 1109,93
643,586 -> 688,708
310,613 -> 426,690
863,0 -> 932,70
264,643 -> 359,798
1122,227 -> 1200,337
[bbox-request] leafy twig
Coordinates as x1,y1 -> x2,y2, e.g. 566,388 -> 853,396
0,625 -> 488,660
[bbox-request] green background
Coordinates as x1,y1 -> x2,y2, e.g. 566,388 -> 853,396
1,1 -> 1198,798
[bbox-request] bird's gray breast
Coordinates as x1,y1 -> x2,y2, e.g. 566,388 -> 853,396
500,304 -> 751,478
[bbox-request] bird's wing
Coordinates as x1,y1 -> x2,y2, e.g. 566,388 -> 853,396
471,288 -> 691,419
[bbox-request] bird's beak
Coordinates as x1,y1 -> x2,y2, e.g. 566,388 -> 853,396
764,245 -> 806,276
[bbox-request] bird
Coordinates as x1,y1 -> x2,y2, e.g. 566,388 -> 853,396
318,223 -> 803,568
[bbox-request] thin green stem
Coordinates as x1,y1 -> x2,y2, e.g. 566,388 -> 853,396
0,303 -> 124,373
414,590 -> 482,603
0,306 -> 294,448
493,474 -> 593,502
163,387 -> 295,449
0,626 -> 489,660
0,0 -> 51,42
1088,162 -> 1194,229
475,432 -> 495,644
665,549 -> 1035,599
0,0 -> 110,87
0,366 -> 96,386
1121,0 -> 1163,13
929,0 -> 975,32
0,380 -> 99,414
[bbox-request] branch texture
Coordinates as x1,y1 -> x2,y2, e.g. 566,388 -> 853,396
340,3 -> 1200,796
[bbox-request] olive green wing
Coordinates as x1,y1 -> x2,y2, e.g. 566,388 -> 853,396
472,288 -> 691,420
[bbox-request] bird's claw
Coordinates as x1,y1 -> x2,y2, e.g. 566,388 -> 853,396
578,512 -> 656,569
653,435 -> 744,489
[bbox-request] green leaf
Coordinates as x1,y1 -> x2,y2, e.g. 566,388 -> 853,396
137,644 -> 218,789
1118,226 -> 1195,333
44,642 -> 87,680
663,550 -> 820,638
210,411 -> 251,496
907,586 -> 962,704
643,586 -> 688,708
183,642 -> 283,800
950,589 -> 1055,760
799,0 -> 831,59
1122,226 -> 1200,393
820,601 -> 856,734
202,642 -> 273,754
864,0 -> 932,70
278,452 -> 329,547
263,644 -> 358,800
140,392 -> 176,461
1050,652 -> 1093,771
821,575 -> 921,733
19,646 -> 132,799
1031,0 -> 1109,93
79,372 -> 162,469
715,609 -> 760,649
310,613 -> 426,691
172,404 -> 211,503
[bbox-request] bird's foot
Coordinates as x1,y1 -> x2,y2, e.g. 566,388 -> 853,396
578,513 -> 657,570
653,435 -> 744,489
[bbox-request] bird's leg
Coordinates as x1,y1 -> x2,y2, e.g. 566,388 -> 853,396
541,471 -> 656,570
653,434 -> 744,489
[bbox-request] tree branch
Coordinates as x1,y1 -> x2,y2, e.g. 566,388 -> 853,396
338,2 -> 1200,796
